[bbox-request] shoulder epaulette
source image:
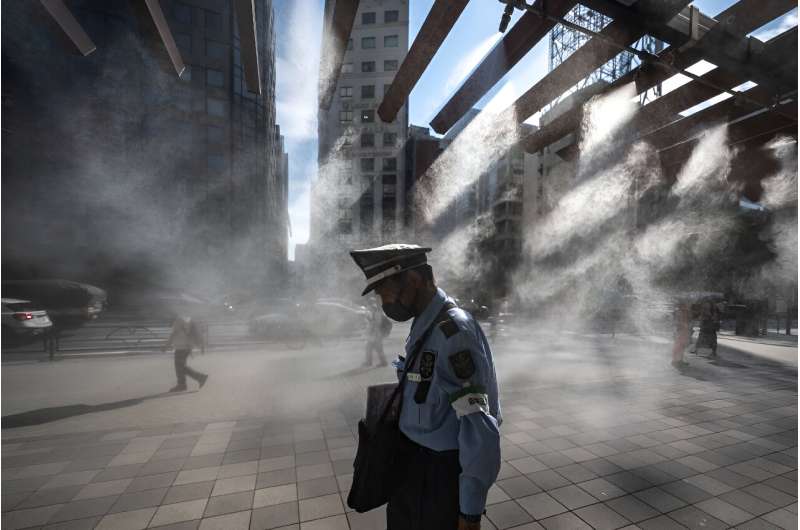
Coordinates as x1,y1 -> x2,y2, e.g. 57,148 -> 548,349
436,302 -> 459,338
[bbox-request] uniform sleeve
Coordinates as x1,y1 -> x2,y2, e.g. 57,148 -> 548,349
435,321 -> 501,516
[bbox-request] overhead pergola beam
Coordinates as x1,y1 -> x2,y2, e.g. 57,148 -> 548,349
429,0 -> 577,134
630,68 -> 753,135
378,0 -> 469,124
714,0 -> 796,39
658,99 -> 797,172
643,84 -> 778,150
144,0 -> 185,77
507,0 -> 692,125
40,0 -> 96,56
318,0 -> 360,110
585,0 -> 797,94
522,1 -> 798,154
233,0 -> 261,94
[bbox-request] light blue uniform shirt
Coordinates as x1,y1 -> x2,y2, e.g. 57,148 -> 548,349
394,287 -> 501,515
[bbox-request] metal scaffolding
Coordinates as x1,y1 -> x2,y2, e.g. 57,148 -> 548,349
548,4 -> 664,105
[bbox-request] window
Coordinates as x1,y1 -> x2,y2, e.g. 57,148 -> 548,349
206,40 -> 227,59
338,218 -> 352,234
384,10 -> 399,23
175,33 -> 191,54
361,132 -> 375,147
347,38 -> 353,50
337,198 -> 353,233
382,174 -> 396,195
361,85 -> 375,99
180,65 -> 192,81
342,62 -> 354,73
206,68 -> 224,88
360,195 -> 373,231
384,35 -> 399,48
207,125 -> 224,144
362,12 -> 376,24
383,197 -> 396,234
340,86 -> 353,98
361,158 -> 375,171
361,37 -> 376,49
339,110 -> 353,122
383,132 -> 397,147
382,157 -> 397,171
207,98 -> 226,117
361,61 -> 375,73
361,109 -> 375,123
205,10 -> 222,33
207,154 -> 225,172
384,59 -> 398,71
173,2 -> 192,24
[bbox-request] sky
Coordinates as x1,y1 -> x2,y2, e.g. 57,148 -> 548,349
273,0 -> 797,260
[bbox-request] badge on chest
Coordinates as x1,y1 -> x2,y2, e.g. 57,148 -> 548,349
413,350 -> 437,404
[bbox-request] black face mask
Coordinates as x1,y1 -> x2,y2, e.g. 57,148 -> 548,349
382,282 -> 415,322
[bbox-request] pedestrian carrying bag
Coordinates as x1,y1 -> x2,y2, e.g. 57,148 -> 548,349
347,303 -> 455,512
347,343 -> 424,512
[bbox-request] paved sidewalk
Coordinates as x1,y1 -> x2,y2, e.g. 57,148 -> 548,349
2,341 -> 797,529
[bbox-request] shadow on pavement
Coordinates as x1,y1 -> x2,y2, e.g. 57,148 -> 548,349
2,391 -> 192,428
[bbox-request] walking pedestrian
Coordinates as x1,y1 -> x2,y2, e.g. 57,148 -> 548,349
672,302 -> 690,368
350,244 -> 501,530
696,301 -> 720,357
164,315 -> 208,392
363,296 -> 390,367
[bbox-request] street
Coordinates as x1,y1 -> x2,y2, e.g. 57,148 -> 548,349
2,324 -> 796,529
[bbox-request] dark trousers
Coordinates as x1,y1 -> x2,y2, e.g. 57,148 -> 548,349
387,435 -> 461,530
174,348 -> 204,386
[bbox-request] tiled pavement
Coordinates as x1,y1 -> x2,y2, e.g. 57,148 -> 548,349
2,349 -> 797,529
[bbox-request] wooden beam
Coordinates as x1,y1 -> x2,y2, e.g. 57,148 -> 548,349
233,0 -> 261,94
658,100 -> 797,170
523,2 -> 797,154
40,0 -> 96,56
509,0 -> 692,124
378,0 -> 468,123
643,85 -> 776,150
429,0 -> 577,134
318,0 -> 360,110
143,0 -> 185,77
714,0 -> 796,38
586,0 -> 796,93
631,68 -> 751,135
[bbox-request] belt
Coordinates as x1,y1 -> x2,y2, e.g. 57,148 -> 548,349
400,432 -> 459,458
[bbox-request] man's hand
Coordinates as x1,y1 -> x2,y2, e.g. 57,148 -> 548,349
458,516 -> 480,530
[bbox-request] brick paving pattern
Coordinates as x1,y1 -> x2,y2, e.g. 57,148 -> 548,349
2,347 -> 796,529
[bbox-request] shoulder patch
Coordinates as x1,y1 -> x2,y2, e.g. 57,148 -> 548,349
439,319 -> 459,338
448,350 -> 475,379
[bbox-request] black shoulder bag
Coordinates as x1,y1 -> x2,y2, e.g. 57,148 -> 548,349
347,303 -> 454,512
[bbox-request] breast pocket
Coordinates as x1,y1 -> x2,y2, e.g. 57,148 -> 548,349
416,380 -> 447,430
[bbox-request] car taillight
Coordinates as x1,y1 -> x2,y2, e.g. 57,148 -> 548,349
13,312 -> 34,321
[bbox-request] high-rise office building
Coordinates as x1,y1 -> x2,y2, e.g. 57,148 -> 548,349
2,0 -> 287,296
306,0 -> 409,296
313,0 -> 409,244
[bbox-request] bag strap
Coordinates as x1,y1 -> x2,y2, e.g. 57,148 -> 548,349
377,301 -> 457,425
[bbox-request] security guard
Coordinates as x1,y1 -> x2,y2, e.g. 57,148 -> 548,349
350,244 -> 501,530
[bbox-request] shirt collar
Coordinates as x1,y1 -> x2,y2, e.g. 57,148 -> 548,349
406,287 -> 449,352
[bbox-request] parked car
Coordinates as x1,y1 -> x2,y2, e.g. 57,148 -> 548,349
2,279 -> 106,327
1,298 -> 53,343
